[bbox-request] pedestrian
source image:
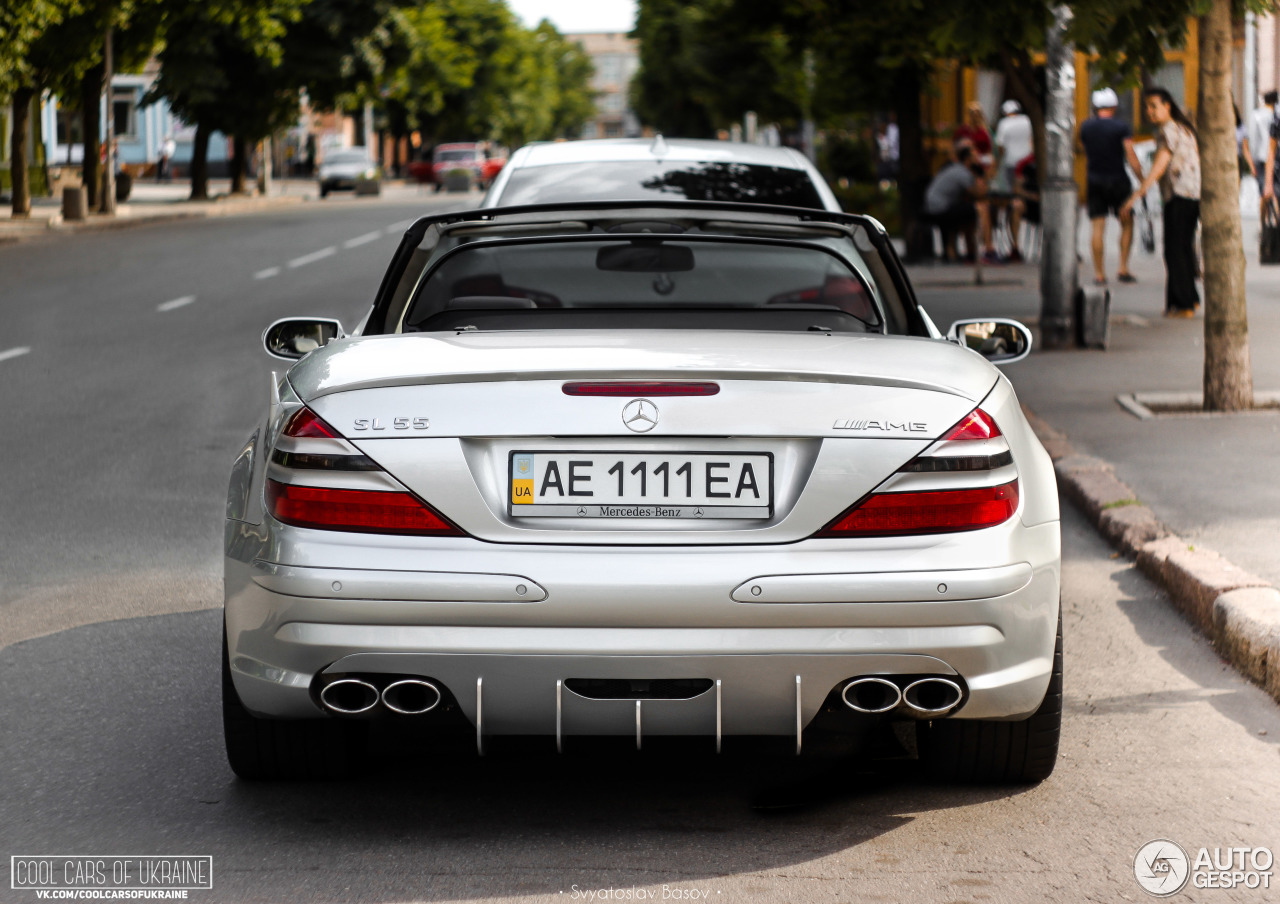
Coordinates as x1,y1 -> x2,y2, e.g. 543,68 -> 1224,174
953,102 -> 999,263
994,99 -> 1033,261
924,144 -> 987,262
1251,91 -> 1277,216
1236,104 -> 1258,186
160,135 -> 176,182
1079,87 -> 1145,285
155,139 -> 169,181
1121,87 -> 1201,318
875,114 -> 899,187
953,101 -> 992,164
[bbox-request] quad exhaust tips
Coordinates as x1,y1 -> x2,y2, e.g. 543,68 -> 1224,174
841,676 -> 964,718
842,677 -> 902,714
318,678 -> 380,715
381,679 -> 441,715
318,676 -> 442,716
902,677 -> 963,717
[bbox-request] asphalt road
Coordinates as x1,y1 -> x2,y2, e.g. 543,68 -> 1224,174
1,197 -> 1277,903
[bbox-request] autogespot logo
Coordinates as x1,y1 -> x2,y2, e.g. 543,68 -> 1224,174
1134,840 -> 1191,897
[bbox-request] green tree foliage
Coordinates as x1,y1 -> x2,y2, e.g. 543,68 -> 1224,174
381,0 -> 594,147
148,0 -> 306,197
0,0 -> 70,96
631,0 -> 806,137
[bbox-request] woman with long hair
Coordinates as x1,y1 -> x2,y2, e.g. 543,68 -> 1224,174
1121,88 -> 1202,317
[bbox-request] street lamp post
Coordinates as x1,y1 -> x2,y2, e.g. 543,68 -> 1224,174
1039,4 -> 1077,348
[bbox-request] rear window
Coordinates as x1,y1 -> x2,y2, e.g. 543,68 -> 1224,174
325,151 -> 369,165
436,149 -> 478,162
497,161 -> 826,210
399,237 -> 880,334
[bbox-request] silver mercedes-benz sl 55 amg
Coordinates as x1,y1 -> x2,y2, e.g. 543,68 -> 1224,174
223,200 -> 1061,782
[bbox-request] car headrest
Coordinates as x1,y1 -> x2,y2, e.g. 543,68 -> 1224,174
445,296 -> 539,310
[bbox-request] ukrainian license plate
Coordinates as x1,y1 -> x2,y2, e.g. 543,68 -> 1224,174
509,451 -> 773,519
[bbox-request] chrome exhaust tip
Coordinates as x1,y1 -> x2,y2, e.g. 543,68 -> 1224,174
902,678 -> 963,717
381,679 -> 442,715
841,677 -> 903,714
318,678 -> 380,715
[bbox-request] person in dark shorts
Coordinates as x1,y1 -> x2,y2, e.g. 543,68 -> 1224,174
1080,87 -> 1145,285
924,144 -> 987,261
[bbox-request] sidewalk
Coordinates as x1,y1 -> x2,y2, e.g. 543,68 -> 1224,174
908,206 -> 1280,589
0,177 -> 439,243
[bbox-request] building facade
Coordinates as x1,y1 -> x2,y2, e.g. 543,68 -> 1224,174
570,31 -> 641,139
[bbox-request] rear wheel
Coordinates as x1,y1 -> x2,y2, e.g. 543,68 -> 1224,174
921,608 -> 1062,784
222,627 -> 366,780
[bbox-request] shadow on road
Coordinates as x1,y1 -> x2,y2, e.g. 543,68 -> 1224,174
0,609 -> 1030,902
1087,547 -> 1280,749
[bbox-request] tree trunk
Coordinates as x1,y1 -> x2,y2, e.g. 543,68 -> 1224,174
10,87 -> 35,218
229,135 -> 248,194
189,122 -> 211,200
893,65 -> 930,260
1039,4 -> 1078,349
80,64 -> 104,209
1199,0 -> 1253,411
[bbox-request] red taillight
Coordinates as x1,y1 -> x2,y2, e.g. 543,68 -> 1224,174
562,381 -> 720,397
816,480 -> 1019,537
283,407 -> 340,439
265,480 -> 462,536
942,408 -> 1001,441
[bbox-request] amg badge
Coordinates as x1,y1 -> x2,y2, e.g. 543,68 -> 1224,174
834,418 -> 928,433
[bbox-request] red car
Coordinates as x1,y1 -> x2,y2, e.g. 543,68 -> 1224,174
427,142 -> 506,190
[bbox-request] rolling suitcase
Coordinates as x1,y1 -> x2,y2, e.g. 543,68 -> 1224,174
1261,200 -> 1280,264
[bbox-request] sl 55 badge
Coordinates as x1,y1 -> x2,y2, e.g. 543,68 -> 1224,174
834,419 -> 928,433
352,417 -> 430,431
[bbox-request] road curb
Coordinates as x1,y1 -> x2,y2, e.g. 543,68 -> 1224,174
0,194 -> 306,243
1023,405 -> 1280,704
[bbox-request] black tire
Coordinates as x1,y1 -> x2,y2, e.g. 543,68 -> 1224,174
222,628 -> 366,780
319,184 -> 329,198
922,608 -> 1062,784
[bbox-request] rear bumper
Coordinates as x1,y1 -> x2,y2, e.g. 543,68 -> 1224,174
225,519 -> 1060,732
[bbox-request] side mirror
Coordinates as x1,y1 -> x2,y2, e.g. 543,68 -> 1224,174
262,317 -> 345,360
945,318 -> 1032,365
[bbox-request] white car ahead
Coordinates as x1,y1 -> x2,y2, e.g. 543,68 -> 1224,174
318,149 -> 381,198
484,137 -> 842,211
226,200 -> 1060,784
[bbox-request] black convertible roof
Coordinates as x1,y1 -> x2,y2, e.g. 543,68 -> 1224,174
366,199 -> 921,336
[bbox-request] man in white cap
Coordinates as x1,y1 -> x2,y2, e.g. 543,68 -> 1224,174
1079,87 -> 1145,285
994,99 -> 1034,260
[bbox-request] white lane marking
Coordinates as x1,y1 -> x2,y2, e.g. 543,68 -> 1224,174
157,295 -> 196,312
288,246 -> 336,268
0,346 -> 31,363
255,266 -> 281,280
343,231 -> 382,249
384,219 -> 414,234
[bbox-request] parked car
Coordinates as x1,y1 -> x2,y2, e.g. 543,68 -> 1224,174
317,149 -> 380,198
432,142 -> 506,191
484,137 -> 842,212
227,200 -> 1060,784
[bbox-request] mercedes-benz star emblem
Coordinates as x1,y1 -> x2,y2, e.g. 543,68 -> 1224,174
621,398 -> 659,433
